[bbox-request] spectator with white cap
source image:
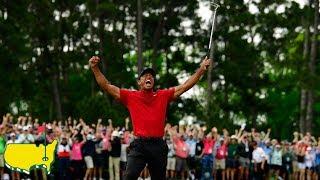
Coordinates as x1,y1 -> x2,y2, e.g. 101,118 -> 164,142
83,131 -> 96,180
185,130 -> 197,179
226,135 -> 238,180
215,137 -> 227,180
261,139 -> 272,176
16,125 -> 34,143
109,130 -> 121,180
57,134 -> 72,179
6,127 -> 20,180
270,143 -> 283,179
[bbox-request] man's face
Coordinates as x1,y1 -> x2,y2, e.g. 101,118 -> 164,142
138,73 -> 154,90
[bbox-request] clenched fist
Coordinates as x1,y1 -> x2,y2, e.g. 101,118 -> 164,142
200,56 -> 212,71
89,56 -> 100,68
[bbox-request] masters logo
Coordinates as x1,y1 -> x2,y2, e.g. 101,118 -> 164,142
3,140 -> 57,174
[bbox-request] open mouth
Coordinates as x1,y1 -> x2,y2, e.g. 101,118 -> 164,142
146,80 -> 151,85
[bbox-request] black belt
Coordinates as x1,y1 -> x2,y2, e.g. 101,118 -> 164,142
134,136 -> 163,141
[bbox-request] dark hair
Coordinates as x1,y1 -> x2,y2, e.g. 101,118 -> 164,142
252,141 -> 258,146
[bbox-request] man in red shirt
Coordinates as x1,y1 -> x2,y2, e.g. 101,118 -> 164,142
89,56 -> 211,180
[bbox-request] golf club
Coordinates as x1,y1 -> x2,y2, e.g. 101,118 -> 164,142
208,1 -> 220,60
208,2 -> 220,52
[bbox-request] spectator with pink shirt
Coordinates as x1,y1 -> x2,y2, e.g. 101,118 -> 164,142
174,134 -> 189,179
70,130 -> 86,180
170,128 -> 189,180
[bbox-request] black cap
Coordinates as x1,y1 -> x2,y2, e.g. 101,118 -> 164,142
138,68 -> 156,79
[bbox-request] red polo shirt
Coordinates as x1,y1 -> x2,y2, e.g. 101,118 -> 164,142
119,88 -> 175,137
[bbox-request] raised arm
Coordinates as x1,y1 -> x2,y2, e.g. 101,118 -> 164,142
89,56 -> 120,99
0,115 -> 8,135
173,56 -> 211,99
262,128 -> 271,142
125,117 -> 130,130
96,118 -> 102,133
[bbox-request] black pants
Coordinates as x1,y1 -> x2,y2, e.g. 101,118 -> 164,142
70,160 -> 84,180
253,163 -> 264,180
124,138 -> 168,180
58,157 -> 70,179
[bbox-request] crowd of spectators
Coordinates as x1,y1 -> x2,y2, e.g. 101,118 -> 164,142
0,113 -> 320,180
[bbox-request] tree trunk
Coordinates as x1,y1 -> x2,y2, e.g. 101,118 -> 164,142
52,74 -> 63,120
224,81 -> 230,124
299,16 -> 310,133
165,50 -> 169,75
151,14 -> 165,71
99,20 -> 106,76
96,0 -> 106,75
305,91 -> 314,133
89,8 -> 95,97
137,0 -> 143,73
252,64 -> 258,128
151,3 -> 172,71
305,0 -> 318,133
49,101 -> 53,121
299,89 -> 307,133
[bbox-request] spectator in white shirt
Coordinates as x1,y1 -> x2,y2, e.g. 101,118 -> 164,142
120,131 -> 129,180
186,133 -> 197,179
270,144 -> 282,179
57,136 -> 71,179
305,146 -> 315,180
17,126 -> 34,144
252,141 -> 266,180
